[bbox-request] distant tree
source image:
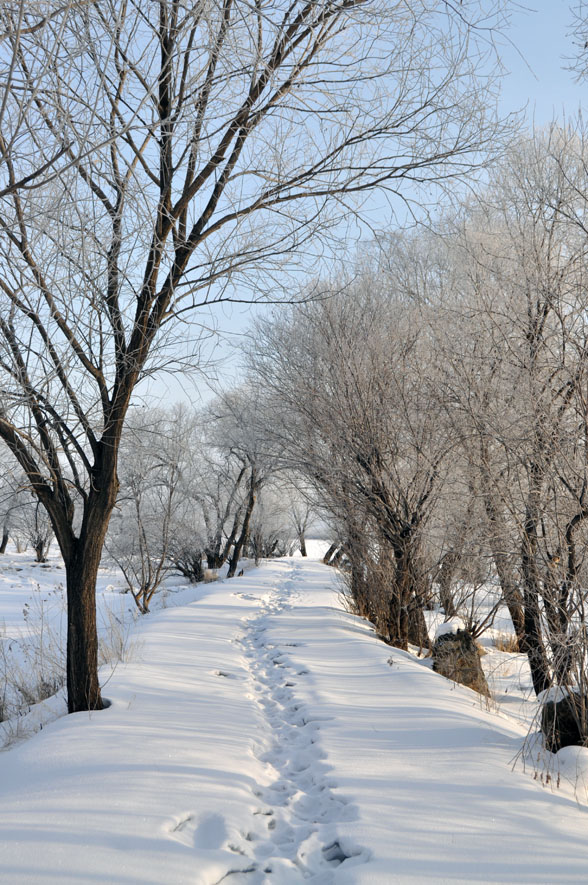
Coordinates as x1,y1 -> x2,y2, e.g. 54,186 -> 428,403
106,408 -> 192,612
0,460 -> 25,553
208,387 -> 281,576
246,486 -> 294,564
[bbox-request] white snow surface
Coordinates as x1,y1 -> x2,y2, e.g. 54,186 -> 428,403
1,555 -> 588,883
433,617 -> 465,640
537,685 -> 570,705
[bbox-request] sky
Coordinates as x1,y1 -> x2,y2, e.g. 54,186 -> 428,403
499,1 -> 585,122
142,1 -> 588,409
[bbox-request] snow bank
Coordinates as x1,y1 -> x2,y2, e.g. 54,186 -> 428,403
434,616 -> 466,640
0,558 -> 587,882
537,685 -> 570,705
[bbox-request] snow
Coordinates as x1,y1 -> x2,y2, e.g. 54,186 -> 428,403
434,617 -> 465,640
537,685 -> 570,705
1,552 -> 588,882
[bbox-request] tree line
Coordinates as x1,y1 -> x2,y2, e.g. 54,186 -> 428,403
0,396 -> 317,609
246,125 -> 588,701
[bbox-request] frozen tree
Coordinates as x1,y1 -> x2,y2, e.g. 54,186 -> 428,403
0,458 -> 26,552
432,126 -> 588,693
208,387 -> 282,576
106,407 -> 192,612
249,274 -> 451,649
246,485 -> 294,563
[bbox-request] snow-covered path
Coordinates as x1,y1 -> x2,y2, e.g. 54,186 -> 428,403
1,556 -> 588,883
231,561 -> 367,881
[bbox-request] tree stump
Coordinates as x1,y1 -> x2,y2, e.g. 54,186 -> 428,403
541,692 -> 588,752
433,628 -> 489,696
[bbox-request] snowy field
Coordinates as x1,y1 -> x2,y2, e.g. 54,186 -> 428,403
1,549 -> 588,882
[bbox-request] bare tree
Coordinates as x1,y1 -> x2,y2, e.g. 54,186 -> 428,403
287,489 -> 316,558
0,2 -> 86,200
0,0 -> 512,712
246,485 -> 295,563
198,456 -> 247,572
208,387 -> 280,576
0,458 -> 26,553
106,407 -> 191,612
433,126 -> 588,694
249,274 -> 451,649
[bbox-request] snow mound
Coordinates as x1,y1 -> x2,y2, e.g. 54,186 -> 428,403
537,685 -> 570,705
434,616 -> 466,640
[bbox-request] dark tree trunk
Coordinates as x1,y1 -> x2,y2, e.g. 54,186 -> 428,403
228,471 -> 257,578
34,540 -> 47,563
545,508 -> 588,684
408,603 -> 430,652
206,551 -> 220,570
380,543 -> 413,651
379,533 -> 431,652
59,441 -> 120,713
349,555 -> 370,617
521,504 -> 551,696
299,533 -> 307,557
65,541 -> 104,713
437,551 -> 458,617
331,546 -> 345,567
520,596 -> 551,696
207,506 -> 244,570
322,542 -> 338,565
0,527 -> 9,553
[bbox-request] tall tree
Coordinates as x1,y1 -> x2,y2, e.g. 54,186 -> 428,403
249,278 -> 449,648
435,126 -> 588,693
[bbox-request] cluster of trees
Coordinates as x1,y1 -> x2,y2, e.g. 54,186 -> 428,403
246,125 -> 588,700
0,466 -> 54,560
0,0 -> 510,712
105,399 -> 317,612
0,397 -> 316,606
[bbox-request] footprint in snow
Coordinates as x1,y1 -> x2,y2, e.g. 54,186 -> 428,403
235,574 -> 367,879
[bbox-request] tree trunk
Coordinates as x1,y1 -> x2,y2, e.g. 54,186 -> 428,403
331,546 -> 345,567
479,457 -> 525,643
384,532 -> 430,651
437,551 -> 459,617
228,472 -> 257,578
65,540 -> 104,713
349,555 -> 370,617
0,527 -> 9,554
299,533 -> 307,557
322,542 -> 338,565
59,443 -> 120,713
408,603 -> 430,652
34,539 -> 47,563
520,495 -> 551,696
381,542 -> 415,651
207,506 -> 244,570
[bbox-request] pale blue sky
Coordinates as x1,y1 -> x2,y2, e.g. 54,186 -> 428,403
499,1 -> 584,123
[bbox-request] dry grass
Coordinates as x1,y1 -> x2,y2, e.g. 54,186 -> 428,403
494,631 -> 520,653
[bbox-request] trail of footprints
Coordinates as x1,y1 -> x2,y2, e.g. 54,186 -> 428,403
223,565 -> 367,883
